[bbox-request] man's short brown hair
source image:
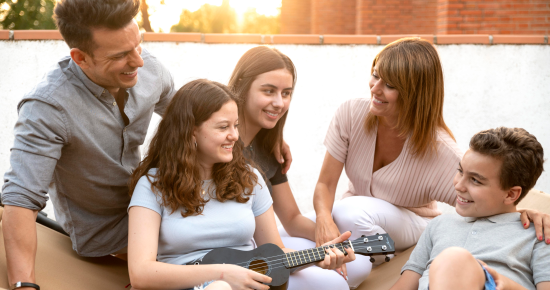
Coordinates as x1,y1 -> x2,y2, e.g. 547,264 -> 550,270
470,127 -> 544,204
54,0 -> 140,55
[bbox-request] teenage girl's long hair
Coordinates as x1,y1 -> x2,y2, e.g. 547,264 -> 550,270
128,79 -> 257,217
228,46 -> 297,154
365,37 -> 455,157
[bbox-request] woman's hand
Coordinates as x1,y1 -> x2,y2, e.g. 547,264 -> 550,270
519,208 -> 550,244
274,140 -> 292,174
313,151 -> 345,246
220,264 -> 272,290
315,216 -> 350,279
316,231 -> 356,271
315,214 -> 341,247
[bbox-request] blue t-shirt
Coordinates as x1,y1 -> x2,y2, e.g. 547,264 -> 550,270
128,168 -> 273,265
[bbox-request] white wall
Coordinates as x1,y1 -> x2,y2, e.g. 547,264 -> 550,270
1,40 -> 549,219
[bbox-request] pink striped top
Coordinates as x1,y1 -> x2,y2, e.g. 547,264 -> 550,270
324,98 -> 463,218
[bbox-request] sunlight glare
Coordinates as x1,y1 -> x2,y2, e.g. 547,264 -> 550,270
145,0 -> 281,32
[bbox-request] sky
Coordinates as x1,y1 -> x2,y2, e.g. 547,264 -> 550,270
145,0 -> 282,32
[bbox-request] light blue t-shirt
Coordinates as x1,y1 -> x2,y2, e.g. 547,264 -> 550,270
128,168 -> 273,265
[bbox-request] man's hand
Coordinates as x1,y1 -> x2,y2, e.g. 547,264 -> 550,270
519,208 -> 550,244
274,140 -> 292,174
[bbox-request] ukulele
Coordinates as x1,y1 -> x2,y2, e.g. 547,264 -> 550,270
193,233 -> 395,290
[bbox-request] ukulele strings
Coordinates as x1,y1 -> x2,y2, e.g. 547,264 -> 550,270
227,242 -> 392,272
245,244 -> 391,272
227,243 -> 349,268
226,241 -> 386,266
225,241 -> 389,268
245,243 -> 393,272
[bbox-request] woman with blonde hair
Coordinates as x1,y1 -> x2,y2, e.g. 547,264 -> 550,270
126,79 -> 354,290
313,37 -> 550,288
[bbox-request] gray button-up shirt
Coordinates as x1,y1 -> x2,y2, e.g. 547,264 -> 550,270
403,212 -> 550,290
2,49 -> 175,256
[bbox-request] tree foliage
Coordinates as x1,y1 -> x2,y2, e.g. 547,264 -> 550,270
171,0 -> 279,34
0,0 -> 56,30
240,8 -> 280,34
0,0 -> 280,34
171,0 -> 236,33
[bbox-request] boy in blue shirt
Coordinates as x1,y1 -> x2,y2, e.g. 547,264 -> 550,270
391,127 -> 549,290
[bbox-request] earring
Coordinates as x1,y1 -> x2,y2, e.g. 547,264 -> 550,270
195,141 -> 197,148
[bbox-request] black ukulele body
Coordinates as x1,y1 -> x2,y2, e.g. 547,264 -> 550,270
199,243 -> 289,290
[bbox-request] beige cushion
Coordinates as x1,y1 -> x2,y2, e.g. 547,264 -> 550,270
0,207 -> 130,290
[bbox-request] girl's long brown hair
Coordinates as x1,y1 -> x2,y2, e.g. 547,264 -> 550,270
365,37 -> 455,157
129,79 -> 257,217
228,46 -> 297,154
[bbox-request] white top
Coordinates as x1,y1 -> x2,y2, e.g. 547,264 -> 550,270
324,98 -> 463,217
128,168 -> 273,265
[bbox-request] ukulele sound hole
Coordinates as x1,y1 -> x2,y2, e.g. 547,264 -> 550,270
247,258 -> 270,275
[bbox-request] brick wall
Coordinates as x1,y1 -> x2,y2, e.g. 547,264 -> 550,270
281,0 -> 312,34
311,0 -> 356,34
438,0 -> 550,34
281,0 -> 550,35
356,0 -> 438,34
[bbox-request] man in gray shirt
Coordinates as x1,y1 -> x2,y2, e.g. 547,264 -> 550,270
390,127 -> 550,290
1,0 -> 175,288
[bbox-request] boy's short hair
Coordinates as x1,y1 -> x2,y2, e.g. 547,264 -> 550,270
53,0 -> 141,56
470,127 -> 544,204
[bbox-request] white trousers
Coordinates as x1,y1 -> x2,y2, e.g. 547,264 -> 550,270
281,196 -> 430,289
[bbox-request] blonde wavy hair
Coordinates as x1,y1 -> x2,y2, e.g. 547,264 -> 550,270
365,37 -> 455,157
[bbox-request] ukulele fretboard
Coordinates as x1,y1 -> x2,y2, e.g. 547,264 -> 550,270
282,241 -> 350,268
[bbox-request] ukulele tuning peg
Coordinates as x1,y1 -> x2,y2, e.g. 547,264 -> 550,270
385,256 -> 391,262
369,257 -> 376,263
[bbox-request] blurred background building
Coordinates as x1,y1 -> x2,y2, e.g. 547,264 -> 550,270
0,0 -> 282,33
281,0 -> 550,35
1,0 -> 549,35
